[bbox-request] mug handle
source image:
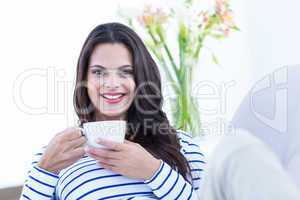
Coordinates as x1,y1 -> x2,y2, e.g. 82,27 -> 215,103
76,127 -> 86,137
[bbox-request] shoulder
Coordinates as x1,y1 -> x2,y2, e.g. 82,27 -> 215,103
176,130 -> 201,150
175,129 -> 205,163
176,130 -> 206,187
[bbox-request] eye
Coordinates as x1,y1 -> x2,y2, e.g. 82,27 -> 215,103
91,69 -> 106,76
120,69 -> 134,76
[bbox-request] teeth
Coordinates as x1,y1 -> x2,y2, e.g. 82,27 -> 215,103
102,94 -> 123,99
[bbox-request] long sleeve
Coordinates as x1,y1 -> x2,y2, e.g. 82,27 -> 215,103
20,148 -> 59,200
144,130 -> 205,199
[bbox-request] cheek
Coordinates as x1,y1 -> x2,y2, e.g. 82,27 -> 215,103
122,79 -> 135,105
128,80 -> 136,96
87,79 -> 100,99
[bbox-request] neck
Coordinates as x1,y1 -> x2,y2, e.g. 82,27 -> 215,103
94,112 -> 127,121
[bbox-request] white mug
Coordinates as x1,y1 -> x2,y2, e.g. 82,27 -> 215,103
79,120 -> 126,148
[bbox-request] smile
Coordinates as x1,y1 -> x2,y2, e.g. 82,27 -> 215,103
100,93 -> 126,104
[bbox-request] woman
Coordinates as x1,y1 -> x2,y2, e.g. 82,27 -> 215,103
20,22 -> 205,200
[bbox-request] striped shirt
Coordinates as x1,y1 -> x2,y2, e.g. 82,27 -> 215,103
20,130 -> 205,200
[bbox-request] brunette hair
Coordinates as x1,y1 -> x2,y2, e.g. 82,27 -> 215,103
73,22 -> 191,181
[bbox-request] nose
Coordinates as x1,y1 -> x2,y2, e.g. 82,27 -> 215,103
103,73 -> 121,89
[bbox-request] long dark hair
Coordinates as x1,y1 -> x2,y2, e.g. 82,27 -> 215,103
73,22 -> 191,181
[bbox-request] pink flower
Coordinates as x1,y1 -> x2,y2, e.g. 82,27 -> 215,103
138,5 -> 169,27
223,27 -> 230,37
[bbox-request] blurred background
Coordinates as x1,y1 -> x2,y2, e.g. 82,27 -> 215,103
1,0 -> 300,198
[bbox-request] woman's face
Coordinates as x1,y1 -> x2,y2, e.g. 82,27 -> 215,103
87,43 -> 136,120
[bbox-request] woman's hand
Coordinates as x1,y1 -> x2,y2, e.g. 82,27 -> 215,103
85,139 -> 161,180
38,127 -> 87,174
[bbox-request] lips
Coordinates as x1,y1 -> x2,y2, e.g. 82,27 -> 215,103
100,93 -> 126,99
100,93 -> 126,104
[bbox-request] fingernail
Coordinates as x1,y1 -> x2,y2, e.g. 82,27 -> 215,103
84,146 -> 89,152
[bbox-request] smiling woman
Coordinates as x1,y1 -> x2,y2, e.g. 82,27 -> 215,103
86,43 -> 136,121
19,22 -> 205,200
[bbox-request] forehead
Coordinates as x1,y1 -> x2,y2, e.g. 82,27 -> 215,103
89,43 -> 133,69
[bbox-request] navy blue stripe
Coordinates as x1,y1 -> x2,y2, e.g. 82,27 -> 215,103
189,143 -> 200,147
180,140 -> 200,148
64,174 -> 122,199
195,187 -> 199,190
33,166 -> 58,178
153,167 -> 172,191
187,186 -> 193,200
60,167 -> 105,196
192,177 -> 201,181
160,171 -> 180,198
145,162 -> 164,184
59,159 -> 95,181
22,194 -> 31,200
25,184 -> 52,198
31,161 -> 38,165
189,160 -> 206,164
126,194 -> 155,200
101,192 -> 153,200
29,175 -> 55,188
77,182 -> 145,199
60,161 -> 97,184
177,131 -> 192,138
34,153 -> 43,156
191,169 -> 203,172
184,151 -> 204,157
175,183 -> 186,200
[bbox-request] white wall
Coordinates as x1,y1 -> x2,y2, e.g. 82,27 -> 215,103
244,0 -> 300,82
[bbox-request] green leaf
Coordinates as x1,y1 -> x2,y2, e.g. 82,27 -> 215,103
231,25 -> 240,31
210,34 -> 226,40
212,53 -> 220,65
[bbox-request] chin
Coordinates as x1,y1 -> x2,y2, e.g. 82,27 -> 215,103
97,109 -> 127,120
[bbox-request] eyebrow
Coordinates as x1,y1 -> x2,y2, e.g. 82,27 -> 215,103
89,64 -> 133,69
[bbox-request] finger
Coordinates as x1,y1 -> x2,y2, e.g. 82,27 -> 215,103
97,156 -> 119,166
98,161 -> 116,171
97,158 -> 120,168
85,147 -> 120,160
96,138 -> 124,151
63,127 -> 82,141
68,146 -> 85,159
87,151 -> 118,166
66,136 -> 87,151
124,139 -> 135,145
85,149 -> 108,160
